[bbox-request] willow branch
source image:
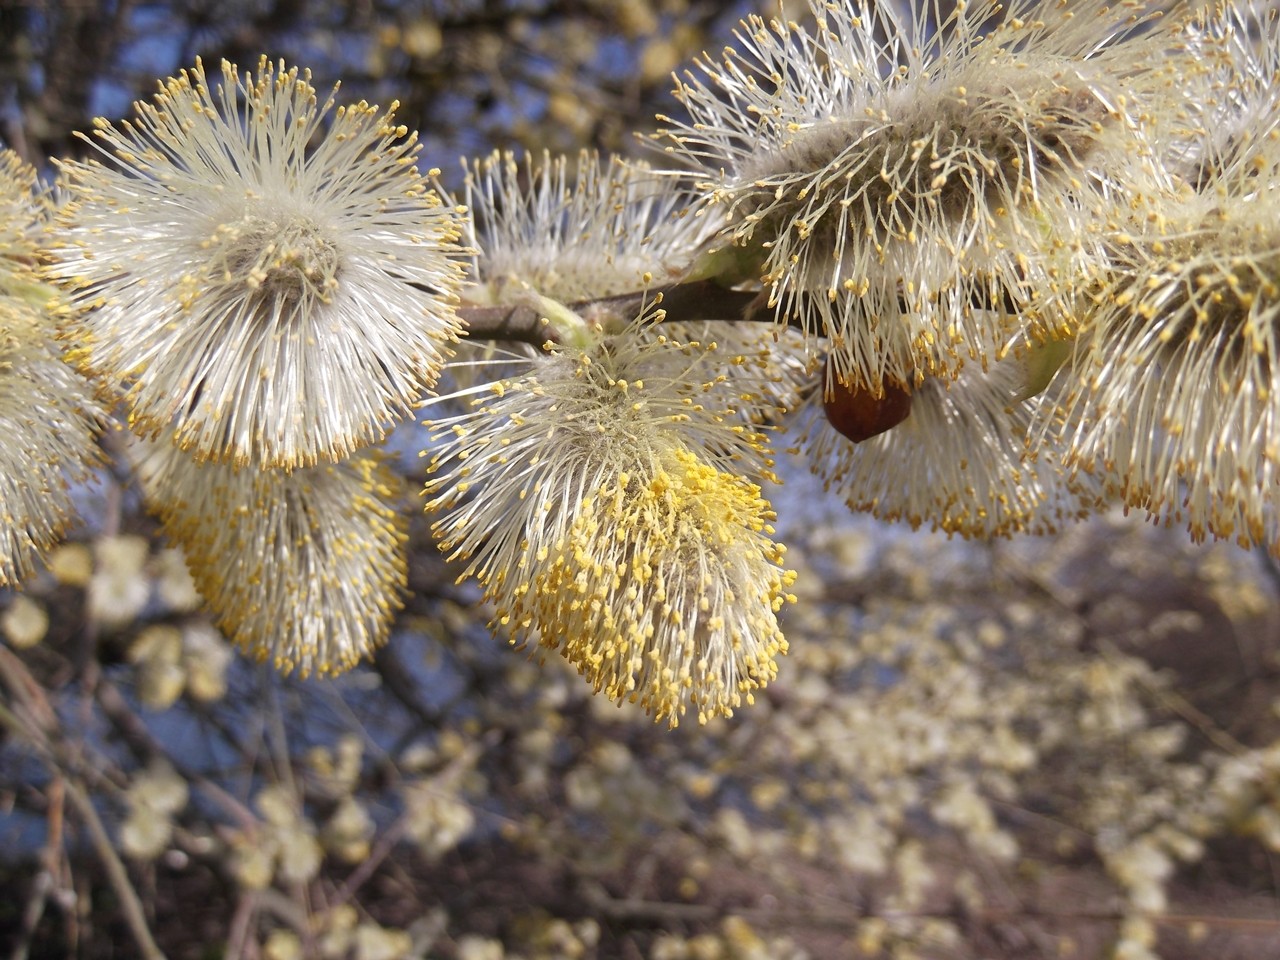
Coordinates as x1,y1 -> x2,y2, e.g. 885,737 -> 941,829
455,280 -> 768,347
62,776 -> 168,960
0,651 -> 166,960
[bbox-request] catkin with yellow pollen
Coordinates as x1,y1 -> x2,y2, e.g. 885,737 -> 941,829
135,442 -> 408,676
1050,4 -> 1280,554
0,150 -> 105,586
528,448 -> 794,726
658,0 -> 1185,394
424,314 -> 794,722
48,56 -> 466,469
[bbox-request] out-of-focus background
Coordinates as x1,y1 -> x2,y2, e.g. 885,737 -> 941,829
5,2 -> 1280,958
0,0 -> 756,176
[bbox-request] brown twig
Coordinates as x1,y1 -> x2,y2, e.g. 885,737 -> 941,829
0,648 -> 168,959
329,814 -> 411,908
9,864 -> 52,960
223,892 -> 257,960
455,280 -> 768,346
1097,638 -> 1249,758
61,775 -> 169,960
93,674 -> 258,829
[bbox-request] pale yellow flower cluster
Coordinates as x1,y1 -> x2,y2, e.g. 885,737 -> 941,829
1049,3 -> 1280,553
660,0 -> 1174,393
659,0 -> 1175,540
458,150 -> 709,305
0,150 -> 103,585
803,335 -> 1095,537
50,56 -> 466,470
426,319 -> 795,725
531,448 -> 793,723
416,145 -> 805,723
137,442 -> 408,675
27,56 -> 468,672
658,0 -> 1280,554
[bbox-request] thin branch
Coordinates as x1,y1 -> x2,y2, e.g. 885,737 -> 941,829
223,891 -> 257,960
9,865 -> 52,960
1097,638 -> 1249,758
329,814 -> 411,908
454,302 -> 557,347
93,674 -> 258,829
455,280 -> 768,346
61,776 -> 168,960
993,549 -> 1251,758
0,653 -> 166,960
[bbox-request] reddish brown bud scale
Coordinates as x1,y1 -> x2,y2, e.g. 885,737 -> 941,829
823,362 -> 913,443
